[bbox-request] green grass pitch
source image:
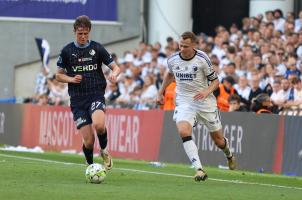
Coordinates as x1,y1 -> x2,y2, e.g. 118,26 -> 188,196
0,150 -> 301,200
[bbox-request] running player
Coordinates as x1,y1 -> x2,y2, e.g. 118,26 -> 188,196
56,15 -> 120,170
157,31 -> 236,181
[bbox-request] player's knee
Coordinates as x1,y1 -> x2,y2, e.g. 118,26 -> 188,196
84,140 -> 94,149
178,128 -> 191,137
94,124 -> 105,134
177,122 -> 192,136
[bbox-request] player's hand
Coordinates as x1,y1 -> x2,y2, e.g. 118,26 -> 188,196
108,73 -> 118,83
71,75 -> 82,83
156,93 -> 164,105
193,90 -> 209,101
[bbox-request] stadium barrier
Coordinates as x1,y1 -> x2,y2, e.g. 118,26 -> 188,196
0,103 -> 301,176
159,112 -> 285,174
19,104 -> 164,161
279,108 -> 302,116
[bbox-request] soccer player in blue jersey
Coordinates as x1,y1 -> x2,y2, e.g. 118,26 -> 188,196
56,15 -> 120,170
157,31 -> 236,181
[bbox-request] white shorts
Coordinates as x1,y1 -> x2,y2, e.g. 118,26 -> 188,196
173,104 -> 222,132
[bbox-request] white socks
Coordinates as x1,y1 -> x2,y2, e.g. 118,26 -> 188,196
221,137 -> 233,158
183,140 -> 203,170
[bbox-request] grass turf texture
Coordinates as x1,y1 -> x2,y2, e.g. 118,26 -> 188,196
0,150 -> 301,200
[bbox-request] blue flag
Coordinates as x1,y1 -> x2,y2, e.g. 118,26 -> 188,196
35,38 -> 50,73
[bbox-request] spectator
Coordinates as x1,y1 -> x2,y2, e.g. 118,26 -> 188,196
215,76 -> 237,112
162,81 -> 176,110
105,82 -> 121,106
285,54 -> 301,79
283,77 -> 302,109
225,62 -> 239,83
37,94 -> 49,106
234,75 -> 251,102
273,9 -> 286,33
47,75 -> 69,105
295,10 -> 302,32
116,73 -> 137,108
250,93 -> 277,113
270,79 -> 282,104
265,10 -> 274,23
273,78 -> 291,109
248,75 -> 263,107
228,94 -> 248,112
135,75 -> 158,110
33,68 -> 50,102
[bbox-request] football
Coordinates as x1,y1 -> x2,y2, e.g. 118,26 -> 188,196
85,163 -> 107,184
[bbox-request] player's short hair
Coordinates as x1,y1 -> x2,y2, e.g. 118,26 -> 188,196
74,15 -> 91,31
181,31 -> 197,43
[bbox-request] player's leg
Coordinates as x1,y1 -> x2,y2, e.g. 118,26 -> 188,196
71,102 -> 94,165
199,110 -> 236,170
210,130 -> 236,170
91,110 -> 107,149
174,105 -> 207,181
176,121 -> 208,181
79,125 -> 95,165
90,100 -> 112,170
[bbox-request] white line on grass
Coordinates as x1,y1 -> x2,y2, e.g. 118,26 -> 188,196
0,153 -> 301,191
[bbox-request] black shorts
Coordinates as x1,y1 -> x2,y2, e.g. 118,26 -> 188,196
70,95 -> 106,129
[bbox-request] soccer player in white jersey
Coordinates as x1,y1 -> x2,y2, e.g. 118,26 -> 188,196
157,31 -> 236,182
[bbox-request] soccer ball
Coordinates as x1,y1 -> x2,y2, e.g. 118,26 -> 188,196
85,163 -> 107,184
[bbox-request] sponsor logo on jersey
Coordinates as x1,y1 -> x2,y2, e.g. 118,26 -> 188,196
72,64 -> 98,72
175,72 -> 197,81
78,57 -> 93,62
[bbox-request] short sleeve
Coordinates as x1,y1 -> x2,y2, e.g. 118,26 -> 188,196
200,53 -> 217,81
99,45 -> 114,66
57,49 -> 67,70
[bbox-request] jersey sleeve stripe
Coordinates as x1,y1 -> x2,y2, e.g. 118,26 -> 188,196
167,52 -> 179,62
196,53 -> 212,67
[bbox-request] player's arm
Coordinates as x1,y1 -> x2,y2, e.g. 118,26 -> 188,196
157,71 -> 175,105
55,53 -> 82,84
99,45 -> 120,83
194,53 -> 219,100
107,63 -> 120,83
194,78 -> 219,101
55,68 -> 82,83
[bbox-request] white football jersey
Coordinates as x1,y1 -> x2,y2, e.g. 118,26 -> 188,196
167,49 -> 218,112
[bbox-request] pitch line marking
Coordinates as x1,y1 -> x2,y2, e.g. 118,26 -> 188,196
0,153 -> 301,191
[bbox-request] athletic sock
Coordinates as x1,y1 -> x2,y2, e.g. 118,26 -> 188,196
220,137 -> 233,158
182,136 -> 203,170
82,144 -> 93,165
97,128 -> 108,150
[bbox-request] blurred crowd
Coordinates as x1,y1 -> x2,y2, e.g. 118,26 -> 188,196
29,9 -> 302,114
